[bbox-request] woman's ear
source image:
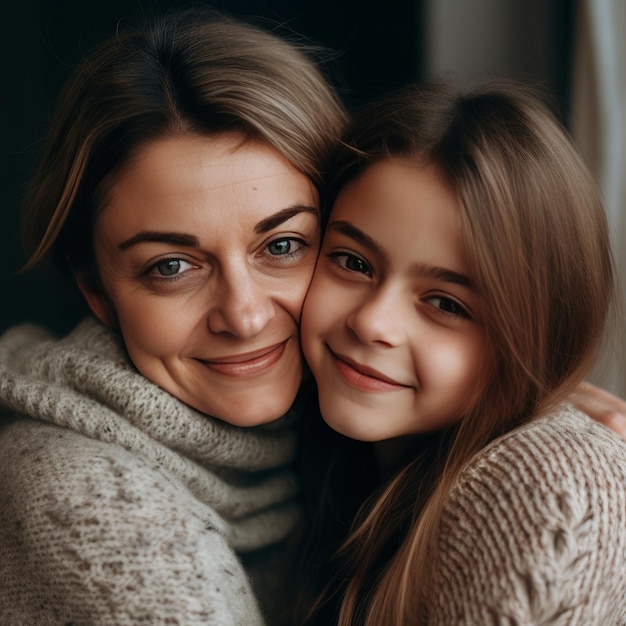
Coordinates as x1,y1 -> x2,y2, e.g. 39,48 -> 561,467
74,272 -> 115,328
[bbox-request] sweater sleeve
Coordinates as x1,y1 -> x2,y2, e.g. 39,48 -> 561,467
427,409 -> 626,626
0,418 -> 265,626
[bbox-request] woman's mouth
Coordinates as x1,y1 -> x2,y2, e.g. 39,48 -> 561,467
199,340 -> 288,377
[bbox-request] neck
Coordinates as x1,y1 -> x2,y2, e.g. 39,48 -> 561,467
373,427 -> 452,479
373,436 -> 418,478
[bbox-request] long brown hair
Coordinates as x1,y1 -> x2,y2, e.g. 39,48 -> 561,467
20,7 -> 347,286
302,81 -> 615,625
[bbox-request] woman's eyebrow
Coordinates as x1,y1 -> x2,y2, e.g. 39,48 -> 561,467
117,205 -> 318,250
255,205 -> 318,234
118,232 -> 199,251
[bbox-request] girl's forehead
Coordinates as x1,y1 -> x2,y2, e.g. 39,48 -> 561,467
332,159 -> 455,222
327,158 -> 467,275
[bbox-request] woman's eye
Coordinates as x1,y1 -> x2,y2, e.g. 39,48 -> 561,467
266,238 -> 305,258
268,239 -> 294,255
149,258 -> 195,278
425,295 -> 470,319
329,252 -> 372,277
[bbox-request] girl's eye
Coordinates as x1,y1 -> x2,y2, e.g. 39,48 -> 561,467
424,295 -> 470,319
148,258 -> 196,278
329,252 -> 372,277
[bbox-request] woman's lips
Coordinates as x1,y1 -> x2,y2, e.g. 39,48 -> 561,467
330,348 -> 412,392
199,340 -> 288,377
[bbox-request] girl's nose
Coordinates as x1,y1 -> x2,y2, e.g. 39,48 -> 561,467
346,286 -> 407,348
207,268 -> 275,339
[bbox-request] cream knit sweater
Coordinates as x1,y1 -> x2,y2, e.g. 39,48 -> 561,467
428,407 -> 626,625
0,318 -> 302,625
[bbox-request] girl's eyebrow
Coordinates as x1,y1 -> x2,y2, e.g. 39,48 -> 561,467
328,219 -> 474,288
327,220 -> 382,255
412,264 -> 474,288
118,205 -> 319,250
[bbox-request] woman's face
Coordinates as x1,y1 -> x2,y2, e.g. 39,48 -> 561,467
301,159 -> 491,441
82,132 -> 320,426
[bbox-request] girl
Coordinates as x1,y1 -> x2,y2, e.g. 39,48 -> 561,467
299,82 -> 626,624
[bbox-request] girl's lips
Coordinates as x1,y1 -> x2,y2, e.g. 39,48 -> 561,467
199,341 -> 288,377
330,348 -> 411,392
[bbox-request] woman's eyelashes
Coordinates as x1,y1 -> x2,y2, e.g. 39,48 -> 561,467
145,257 -> 199,280
264,236 -> 310,262
140,234 -> 314,284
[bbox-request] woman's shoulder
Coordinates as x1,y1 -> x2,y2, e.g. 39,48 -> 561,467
0,417 -> 265,624
0,416 -> 225,531
0,417 -> 236,585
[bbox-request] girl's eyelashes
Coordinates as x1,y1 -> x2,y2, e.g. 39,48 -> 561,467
423,295 -> 472,320
327,251 -> 373,277
326,251 -> 472,319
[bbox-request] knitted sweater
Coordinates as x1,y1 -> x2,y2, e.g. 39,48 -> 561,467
428,406 -> 626,625
0,318 -> 302,626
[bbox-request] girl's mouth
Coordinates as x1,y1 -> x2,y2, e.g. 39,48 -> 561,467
329,347 -> 411,392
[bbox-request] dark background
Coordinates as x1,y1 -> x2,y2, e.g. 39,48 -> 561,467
1,0 -> 573,335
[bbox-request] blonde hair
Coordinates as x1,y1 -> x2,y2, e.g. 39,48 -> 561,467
305,81 -> 615,625
21,8 -> 347,283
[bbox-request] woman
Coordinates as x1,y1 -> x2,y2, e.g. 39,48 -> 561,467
0,8 -> 345,625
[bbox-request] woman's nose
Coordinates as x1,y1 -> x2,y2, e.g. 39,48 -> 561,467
207,268 -> 275,339
346,286 -> 407,348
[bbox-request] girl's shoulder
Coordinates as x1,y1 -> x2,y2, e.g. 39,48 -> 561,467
445,403 -> 626,551
430,405 -> 626,625
461,403 -> 626,491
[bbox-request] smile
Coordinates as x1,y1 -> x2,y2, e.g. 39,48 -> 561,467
198,340 -> 288,377
329,347 -> 412,392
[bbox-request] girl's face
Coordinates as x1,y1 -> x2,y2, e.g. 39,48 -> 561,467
81,132 -> 320,426
301,159 -> 492,441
